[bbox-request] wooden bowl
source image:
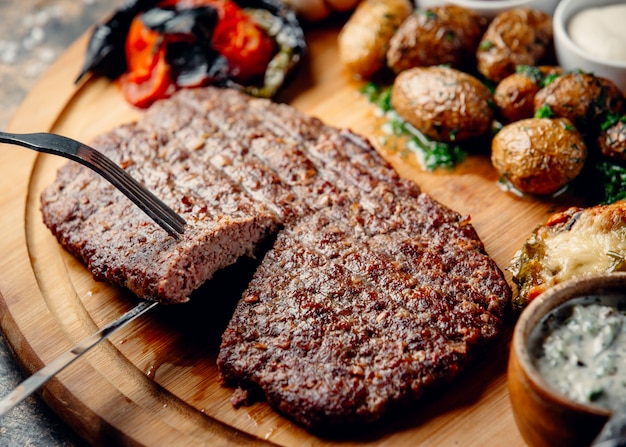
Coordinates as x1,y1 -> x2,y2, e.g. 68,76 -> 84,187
507,273 -> 626,447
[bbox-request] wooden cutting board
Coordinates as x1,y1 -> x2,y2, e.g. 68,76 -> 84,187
0,23 -> 574,446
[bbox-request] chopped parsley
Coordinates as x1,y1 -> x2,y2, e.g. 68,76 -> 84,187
595,161 -> 626,204
515,65 -> 560,87
423,10 -> 439,20
478,40 -> 494,51
515,65 -> 543,83
534,104 -> 554,119
601,111 -> 626,132
541,73 -> 560,87
359,82 -> 392,112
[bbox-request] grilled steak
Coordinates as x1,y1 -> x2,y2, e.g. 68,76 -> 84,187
40,86 -> 511,429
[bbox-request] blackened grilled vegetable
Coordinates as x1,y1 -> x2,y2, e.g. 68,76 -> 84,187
76,0 -> 154,83
76,0 -> 305,107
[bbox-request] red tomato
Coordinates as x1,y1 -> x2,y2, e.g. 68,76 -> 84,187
119,16 -> 174,108
210,1 -> 275,82
162,0 -> 275,81
120,0 -> 275,107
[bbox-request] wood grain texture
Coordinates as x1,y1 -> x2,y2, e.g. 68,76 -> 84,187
0,25 -> 574,446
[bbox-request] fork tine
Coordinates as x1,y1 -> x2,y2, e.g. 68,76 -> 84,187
0,131 -> 186,238
86,148 -> 186,228
83,148 -> 186,237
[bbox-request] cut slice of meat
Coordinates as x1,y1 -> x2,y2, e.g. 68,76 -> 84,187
40,121 -> 280,304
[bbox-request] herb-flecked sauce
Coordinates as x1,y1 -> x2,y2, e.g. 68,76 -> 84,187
530,295 -> 626,411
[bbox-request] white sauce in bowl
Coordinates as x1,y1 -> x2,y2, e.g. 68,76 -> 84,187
531,296 -> 626,411
567,4 -> 626,63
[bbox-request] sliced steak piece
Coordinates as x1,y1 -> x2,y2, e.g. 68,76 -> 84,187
41,122 -> 280,304
218,215 -> 506,429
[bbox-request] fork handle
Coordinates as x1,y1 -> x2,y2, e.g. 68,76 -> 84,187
0,131 -> 85,161
0,131 -> 185,238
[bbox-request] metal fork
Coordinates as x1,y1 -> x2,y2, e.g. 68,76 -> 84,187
0,131 -> 186,239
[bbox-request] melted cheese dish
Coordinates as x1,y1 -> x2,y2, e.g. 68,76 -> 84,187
510,201 -> 626,311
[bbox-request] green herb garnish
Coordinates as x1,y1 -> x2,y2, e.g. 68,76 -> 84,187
360,82 -> 392,112
596,161 -> 626,204
601,111 -> 626,132
534,104 -> 554,119
540,73 -> 560,87
515,65 -> 543,83
478,40 -> 494,51
360,83 -> 466,171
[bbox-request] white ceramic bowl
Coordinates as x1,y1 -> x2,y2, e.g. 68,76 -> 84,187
553,0 -> 626,93
415,0 -> 561,17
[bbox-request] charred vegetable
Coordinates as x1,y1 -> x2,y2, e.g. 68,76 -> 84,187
76,0 -> 305,107
510,202 -> 626,312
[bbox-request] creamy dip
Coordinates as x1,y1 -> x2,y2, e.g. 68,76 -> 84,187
567,4 -> 626,63
531,296 -> 626,411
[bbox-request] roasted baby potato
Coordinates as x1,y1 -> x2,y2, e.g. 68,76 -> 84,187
534,72 -> 625,132
477,8 -> 553,83
493,65 -> 563,123
598,116 -> 626,161
491,117 -> 586,195
391,66 -> 494,142
337,0 -> 412,79
509,201 -> 626,311
386,5 -> 486,73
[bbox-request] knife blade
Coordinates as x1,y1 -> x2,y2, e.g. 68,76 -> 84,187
0,300 -> 157,417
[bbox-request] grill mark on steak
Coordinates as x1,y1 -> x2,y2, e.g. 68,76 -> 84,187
40,86 -> 511,430
283,202 -> 505,340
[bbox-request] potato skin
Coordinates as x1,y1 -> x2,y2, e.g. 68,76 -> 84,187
598,119 -> 626,161
491,118 -> 587,195
337,0 -> 412,79
391,66 -> 494,142
386,5 -> 487,74
534,72 -> 625,131
476,8 -> 553,83
493,66 -> 563,123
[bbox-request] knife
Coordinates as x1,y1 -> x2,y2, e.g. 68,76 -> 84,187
0,300 -> 157,417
